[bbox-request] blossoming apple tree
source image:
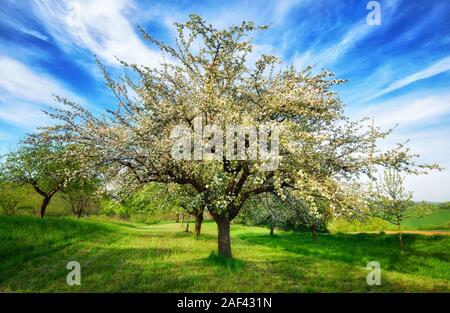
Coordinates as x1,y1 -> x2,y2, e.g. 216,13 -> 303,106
39,15 -> 438,257
0,142 -> 94,218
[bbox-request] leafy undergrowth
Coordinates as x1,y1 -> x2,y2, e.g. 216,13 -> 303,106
0,216 -> 449,292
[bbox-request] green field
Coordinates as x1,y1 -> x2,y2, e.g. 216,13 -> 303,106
400,207 -> 450,230
0,216 -> 449,292
329,207 -> 450,233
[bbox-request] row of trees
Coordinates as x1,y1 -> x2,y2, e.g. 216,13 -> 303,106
101,182 -> 205,238
238,169 -> 431,251
0,147 -> 431,254
0,15 -> 440,257
0,143 -> 99,218
237,190 -> 330,239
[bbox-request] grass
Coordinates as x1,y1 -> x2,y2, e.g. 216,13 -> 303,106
0,216 -> 449,292
328,207 -> 450,233
400,208 -> 450,230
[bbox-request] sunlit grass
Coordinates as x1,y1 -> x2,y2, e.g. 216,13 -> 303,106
0,216 -> 449,292
328,207 -> 450,233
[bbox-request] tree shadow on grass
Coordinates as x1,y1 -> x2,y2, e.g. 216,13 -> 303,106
36,245 -> 246,292
2,236 -> 447,292
0,216 -> 114,277
83,246 -> 255,292
237,231 -> 450,281
48,243 -> 450,292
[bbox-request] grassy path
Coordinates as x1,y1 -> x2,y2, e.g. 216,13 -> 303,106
0,216 -> 449,292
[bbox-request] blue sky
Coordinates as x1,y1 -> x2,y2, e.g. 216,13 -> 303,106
0,0 -> 449,200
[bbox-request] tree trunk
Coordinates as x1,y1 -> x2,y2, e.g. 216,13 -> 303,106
270,226 -> 274,236
216,218 -> 232,258
194,211 -> 204,239
398,223 -> 404,253
77,209 -> 83,218
39,196 -> 51,218
185,214 -> 190,232
176,213 -> 180,223
311,223 -> 318,241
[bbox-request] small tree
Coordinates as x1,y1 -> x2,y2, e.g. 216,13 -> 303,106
369,169 -> 413,251
0,181 -> 45,216
287,181 -> 372,240
1,141 -> 88,218
63,177 -> 100,218
281,192 -> 331,241
111,182 -> 206,237
240,193 -> 289,235
0,182 -> 22,216
101,183 -> 173,219
172,185 -> 206,238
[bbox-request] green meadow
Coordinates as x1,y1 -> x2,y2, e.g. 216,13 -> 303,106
329,206 -> 450,233
1,216 -> 449,292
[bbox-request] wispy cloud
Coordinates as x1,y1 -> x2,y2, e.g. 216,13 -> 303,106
351,91 -> 450,129
351,90 -> 450,201
0,55 -> 80,104
294,22 -> 371,69
0,100 -> 50,128
293,0 -> 402,69
369,55 -> 450,100
32,0 -> 164,67
0,5 -> 49,42
379,126 -> 450,201
19,28 -> 49,41
272,0 -> 310,25
0,55 -> 84,128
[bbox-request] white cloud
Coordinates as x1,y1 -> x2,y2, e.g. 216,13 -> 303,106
349,91 -> 450,201
0,100 -> 51,128
32,0 -> 164,67
293,0 -> 402,69
28,0 -> 311,72
0,55 -> 84,128
405,167 -> 450,202
0,5 -> 49,42
295,22 -> 371,69
18,28 -> 49,41
369,56 -> 450,100
351,92 -> 450,129
382,127 -> 450,202
0,55 -> 79,104
273,0 -> 310,25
